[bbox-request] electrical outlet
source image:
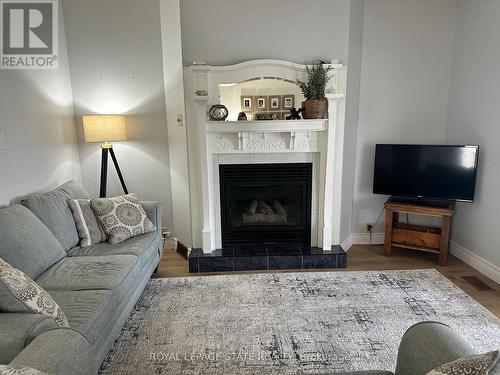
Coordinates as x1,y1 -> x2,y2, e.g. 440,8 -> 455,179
176,114 -> 183,126
366,224 -> 373,232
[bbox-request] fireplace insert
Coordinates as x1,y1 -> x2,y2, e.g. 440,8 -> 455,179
220,163 -> 312,248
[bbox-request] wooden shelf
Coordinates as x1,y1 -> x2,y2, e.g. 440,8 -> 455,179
384,198 -> 455,266
391,243 -> 441,255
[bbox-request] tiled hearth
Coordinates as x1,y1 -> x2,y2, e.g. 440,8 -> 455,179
189,245 -> 347,273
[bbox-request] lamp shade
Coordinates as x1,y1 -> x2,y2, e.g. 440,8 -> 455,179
82,115 -> 127,143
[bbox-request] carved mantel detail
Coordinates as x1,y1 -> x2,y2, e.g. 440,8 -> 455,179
206,120 -> 328,153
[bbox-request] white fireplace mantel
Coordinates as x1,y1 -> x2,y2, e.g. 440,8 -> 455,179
184,60 -> 346,253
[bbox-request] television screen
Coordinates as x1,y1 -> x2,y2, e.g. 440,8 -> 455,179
373,144 -> 479,202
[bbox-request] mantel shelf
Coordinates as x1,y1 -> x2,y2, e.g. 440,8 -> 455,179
206,119 -> 328,133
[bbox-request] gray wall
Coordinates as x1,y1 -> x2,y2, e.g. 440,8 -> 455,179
180,0 -> 351,65
62,0 -> 174,229
445,0 -> 500,267
352,0 -> 456,234
0,3 -> 81,205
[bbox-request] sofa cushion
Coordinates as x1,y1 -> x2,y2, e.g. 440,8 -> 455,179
90,194 -> 156,245
0,205 -> 66,279
21,184 -> 80,251
49,289 -> 113,343
48,252 -> 158,350
67,232 -> 159,267
57,180 -> 90,200
0,258 -> 69,328
68,199 -> 107,247
35,255 -> 138,295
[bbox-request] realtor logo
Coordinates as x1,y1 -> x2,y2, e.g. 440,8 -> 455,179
1,0 -> 58,69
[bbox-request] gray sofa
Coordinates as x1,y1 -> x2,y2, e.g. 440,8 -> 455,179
0,181 -> 163,375
336,321 -> 498,375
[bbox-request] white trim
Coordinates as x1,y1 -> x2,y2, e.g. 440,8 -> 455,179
187,60 -> 347,252
347,233 -> 500,284
201,59 -> 344,73
341,234 -> 353,251
159,0 -> 193,247
352,232 -> 385,245
450,241 -> 500,284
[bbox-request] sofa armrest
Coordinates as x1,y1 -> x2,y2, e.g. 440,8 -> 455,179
395,321 -> 476,375
140,201 -> 162,230
0,313 -> 59,364
140,201 -> 163,258
10,328 -> 96,375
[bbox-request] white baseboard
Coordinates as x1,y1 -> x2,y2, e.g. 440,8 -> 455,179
345,232 -> 500,284
450,241 -> 500,284
340,234 -> 353,251
352,232 -> 385,245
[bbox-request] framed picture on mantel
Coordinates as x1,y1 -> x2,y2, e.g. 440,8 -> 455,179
255,96 -> 268,111
269,96 -> 281,110
241,96 -> 254,112
282,94 -> 295,109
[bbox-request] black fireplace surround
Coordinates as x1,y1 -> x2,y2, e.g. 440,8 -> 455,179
188,162 -> 347,273
220,163 -> 312,248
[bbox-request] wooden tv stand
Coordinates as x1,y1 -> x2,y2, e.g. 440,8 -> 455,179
383,197 -> 455,266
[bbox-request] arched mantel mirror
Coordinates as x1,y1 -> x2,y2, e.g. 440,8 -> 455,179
186,59 -> 346,122
218,77 -> 305,121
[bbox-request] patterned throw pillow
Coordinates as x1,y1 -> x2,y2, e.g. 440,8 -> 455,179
426,350 -> 499,375
0,258 -> 69,328
68,199 -> 107,247
0,365 -> 52,375
90,194 -> 156,245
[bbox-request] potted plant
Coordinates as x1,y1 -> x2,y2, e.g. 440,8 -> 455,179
296,62 -> 333,119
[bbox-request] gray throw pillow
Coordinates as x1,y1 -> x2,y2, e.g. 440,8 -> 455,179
0,258 -> 69,328
0,366 -> 52,375
90,193 -> 156,245
426,350 -> 499,375
68,199 -> 107,247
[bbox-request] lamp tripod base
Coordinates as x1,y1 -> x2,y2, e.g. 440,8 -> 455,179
100,145 -> 128,198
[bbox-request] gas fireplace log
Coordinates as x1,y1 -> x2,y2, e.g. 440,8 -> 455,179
258,201 -> 274,215
247,200 -> 258,215
273,200 -> 287,219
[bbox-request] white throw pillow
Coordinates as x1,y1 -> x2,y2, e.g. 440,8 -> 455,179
0,258 -> 69,328
68,199 -> 107,247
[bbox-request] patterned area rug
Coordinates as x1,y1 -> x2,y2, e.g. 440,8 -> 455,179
100,269 -> 499,374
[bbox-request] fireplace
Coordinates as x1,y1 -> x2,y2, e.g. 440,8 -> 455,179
220,163 -> 312,248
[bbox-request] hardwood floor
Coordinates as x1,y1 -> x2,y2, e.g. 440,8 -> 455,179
155,243 -> 500,318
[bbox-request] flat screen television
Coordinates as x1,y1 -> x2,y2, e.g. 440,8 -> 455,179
373,144 -> 479,202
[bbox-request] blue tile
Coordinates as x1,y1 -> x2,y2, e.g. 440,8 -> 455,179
212,248 -> 235,257
268,255 -> 303,270
234,256 -> 268,271
199,257 -> 234,273
266,244 -> 302,255
189,248 -> 204,257
234,246 -> 267,257
303,254 -> 336,269
188,257 -> 199,273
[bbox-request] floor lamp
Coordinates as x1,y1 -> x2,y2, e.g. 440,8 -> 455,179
82,115 -> 129,198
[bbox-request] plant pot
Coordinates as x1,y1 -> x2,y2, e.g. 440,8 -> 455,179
302,99 -> 328,119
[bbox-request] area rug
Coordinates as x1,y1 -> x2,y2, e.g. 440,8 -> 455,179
100,269 -> 499,374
